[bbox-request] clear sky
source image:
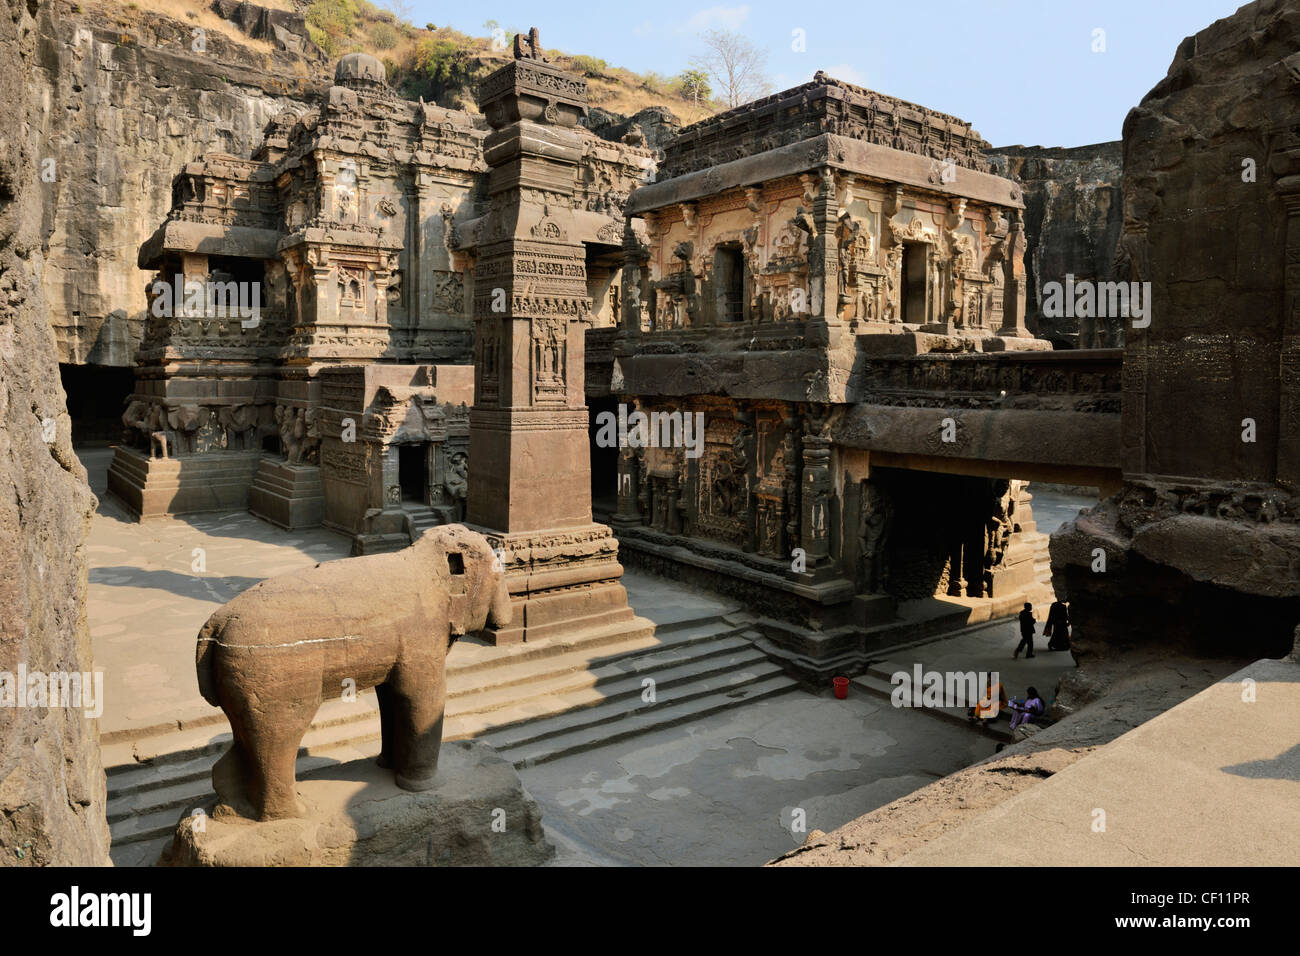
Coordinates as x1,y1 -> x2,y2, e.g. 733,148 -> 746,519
407,0 -> 1246,147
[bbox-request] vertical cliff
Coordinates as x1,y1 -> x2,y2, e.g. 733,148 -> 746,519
34,0 -> 323,367
0,0 -> 110,866
986,143 -> 1123,348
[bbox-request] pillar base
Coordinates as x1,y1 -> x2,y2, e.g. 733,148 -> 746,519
465,522 -> 653,645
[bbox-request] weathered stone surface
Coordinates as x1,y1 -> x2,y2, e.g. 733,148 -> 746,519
163,741 -> 554,866
587,105 -> 681,152
0,0 -> 109,867
197,525 -> 510,820
1050,0 -> 1300,661
33,1 -> 325,366
210,0 -> 324,60
986,143 -> 1124,348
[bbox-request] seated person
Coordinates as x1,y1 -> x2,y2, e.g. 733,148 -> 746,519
1008,685 -> 1046,731
968,677 -> 1008,723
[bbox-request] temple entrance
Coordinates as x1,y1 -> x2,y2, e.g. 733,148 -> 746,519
398,443 -> 426,503
713,244 -> 745,322
900,242 -> 928,324
868,468 -> 995,600
60,364 -> 134,445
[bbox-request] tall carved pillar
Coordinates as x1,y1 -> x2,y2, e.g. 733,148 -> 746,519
465,36 -> 648,645
997,209 -> 1031,338
807,167 -> 840,348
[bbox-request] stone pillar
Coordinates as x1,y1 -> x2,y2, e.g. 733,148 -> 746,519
799,432 -> 832,573
465,41 -> 648,646
997,209 -> 1031,338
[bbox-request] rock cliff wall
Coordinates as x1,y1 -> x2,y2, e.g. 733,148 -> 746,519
986,142 -> 1123,348
34,0 -> 323,367
0,0 -> 110,866
1051,0 -> 1300,664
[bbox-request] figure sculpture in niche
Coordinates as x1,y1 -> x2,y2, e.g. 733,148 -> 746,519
194,525 -> 511,820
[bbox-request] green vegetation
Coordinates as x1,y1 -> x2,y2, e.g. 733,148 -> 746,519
369,21 -> 399,50
568,54 -> 607,78
305,0 -> 358,58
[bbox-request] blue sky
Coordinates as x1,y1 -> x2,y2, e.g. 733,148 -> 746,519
410,0 -> 1245,147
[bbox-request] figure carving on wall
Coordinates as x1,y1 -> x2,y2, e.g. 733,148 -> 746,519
711,428 -> 750,517
835,212 -> 860,301
883,245 -> 902,322
445,451 -> 469,506
857,480 -> 893,594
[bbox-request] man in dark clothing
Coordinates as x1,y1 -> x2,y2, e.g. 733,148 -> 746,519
1014,602 -> 1036,658
1045,600 -> 1071,651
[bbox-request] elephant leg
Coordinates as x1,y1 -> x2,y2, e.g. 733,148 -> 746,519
241,697 -> 317,820
211,732 -> 252,817
374,680 -> 397,771
388,660 -> 447,791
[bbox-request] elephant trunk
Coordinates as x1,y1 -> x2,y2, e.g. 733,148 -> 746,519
488,574 -> 512,628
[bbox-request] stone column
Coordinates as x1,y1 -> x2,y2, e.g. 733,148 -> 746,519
465,45 -> 647,646
997,209 -> 1031,338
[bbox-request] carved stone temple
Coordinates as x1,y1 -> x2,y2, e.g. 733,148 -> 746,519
106,37 -> 1115,673
450,44 -> 651,645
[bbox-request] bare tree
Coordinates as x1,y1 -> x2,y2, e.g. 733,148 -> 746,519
382,0 -> 414,24
691,29 -> 771,108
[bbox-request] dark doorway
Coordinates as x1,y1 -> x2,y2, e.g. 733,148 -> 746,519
59,363 -> 135,446
900,242 -> 928,324
589,395 -> 619,518
398,443 -> 426,502
713,245 -> 745,322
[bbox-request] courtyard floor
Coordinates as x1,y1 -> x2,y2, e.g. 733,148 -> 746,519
77,446 -> 1092,865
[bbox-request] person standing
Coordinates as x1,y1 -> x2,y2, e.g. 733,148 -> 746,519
1045,600 -> 1071,651
1014,602 -> 1036,659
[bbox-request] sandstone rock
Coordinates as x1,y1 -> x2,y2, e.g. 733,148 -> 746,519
197,526 -> 510,821
33,2 -> 324,367
162,742 -> 555,867
0,0 -> 109,867
986,143 -> 1124,348
1050,0 -> 1300,662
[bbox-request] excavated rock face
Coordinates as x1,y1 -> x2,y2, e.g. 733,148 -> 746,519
34,0 -> 322,367
0,0 -> 110,866
986,143 -> 1123,348
1051,0 -> 1300,663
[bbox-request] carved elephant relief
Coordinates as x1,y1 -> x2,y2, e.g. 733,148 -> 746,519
195,525 -> 511,820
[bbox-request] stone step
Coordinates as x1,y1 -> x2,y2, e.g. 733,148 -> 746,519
106,621 -> 762,853
105,616 -> 740,796
853,667 -> 1013,742
444,620 -> 744,711
459,643 -> 771,747
102,609 -> 731,772
494,670 -> 800,768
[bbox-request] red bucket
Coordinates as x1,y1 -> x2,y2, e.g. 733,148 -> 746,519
832,676 -> 849,699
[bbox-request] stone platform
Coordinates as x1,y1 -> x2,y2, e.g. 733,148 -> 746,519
248,458 -> 324,529
106,445 -> 262,518
162,741 -> 554,867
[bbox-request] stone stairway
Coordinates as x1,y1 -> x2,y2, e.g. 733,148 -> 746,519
403,503 -> 440,539
104,613 -> 799,865
850,659 -> 1014,743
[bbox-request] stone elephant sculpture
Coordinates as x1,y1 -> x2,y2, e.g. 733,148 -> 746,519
195,524 -> 511,821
